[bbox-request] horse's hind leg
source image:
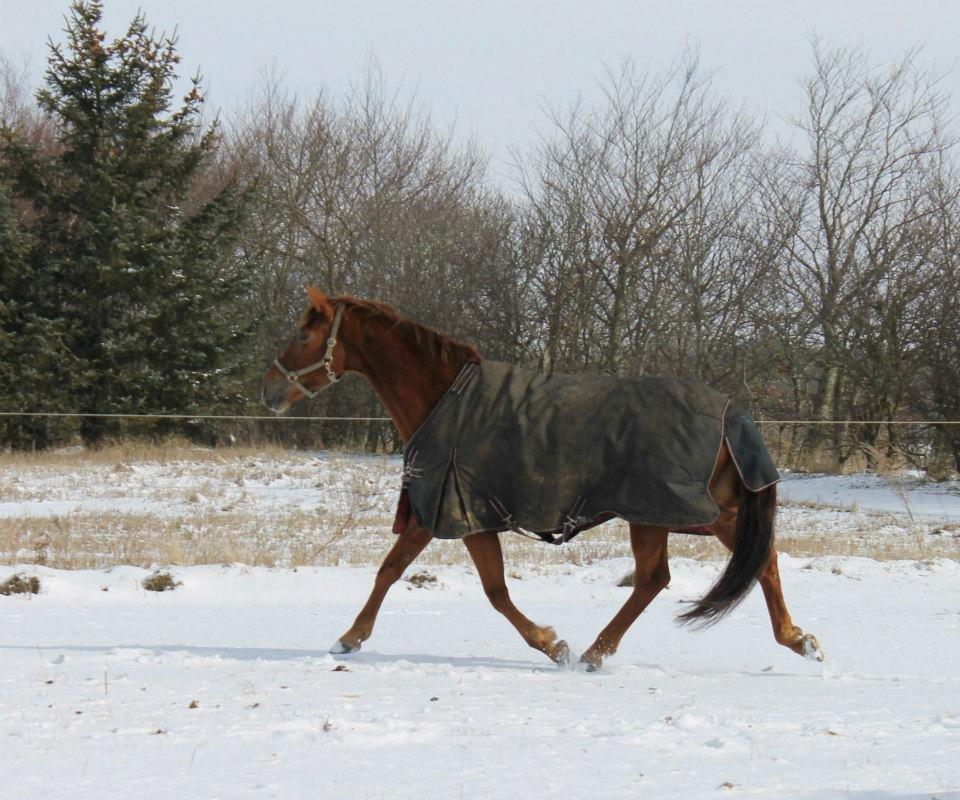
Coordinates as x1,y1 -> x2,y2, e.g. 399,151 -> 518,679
463,531 -> 570,665
330,519 -> 433,654
710,510 -> 823,661
580,525 -> 670,671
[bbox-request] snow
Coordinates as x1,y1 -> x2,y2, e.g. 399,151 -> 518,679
0,451 -> 399,522
779,471 -> 960,522
1,450 -> 959,796
5,453 -> 957,526
2,557 -> 959,798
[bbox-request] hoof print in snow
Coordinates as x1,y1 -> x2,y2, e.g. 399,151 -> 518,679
142,571 -> 181,592
1,573 -> 40,596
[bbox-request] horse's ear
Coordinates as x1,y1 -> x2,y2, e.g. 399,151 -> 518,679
306,286 -> 334,315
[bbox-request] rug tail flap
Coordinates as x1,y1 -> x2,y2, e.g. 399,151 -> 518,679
724,403 -> 780,491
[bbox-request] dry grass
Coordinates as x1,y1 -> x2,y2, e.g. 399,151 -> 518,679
1,439 -> 292,467
142,570 -> 180,592
405,571 -> 438,588
0,572 -> 40,595
1,442 -> 957,571
2,505 -> 957,571
0,506 -> 388,570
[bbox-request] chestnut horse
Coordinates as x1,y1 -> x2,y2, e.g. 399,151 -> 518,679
262,288 -> 823,670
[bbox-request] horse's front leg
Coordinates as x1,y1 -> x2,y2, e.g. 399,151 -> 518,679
330,519 -> 433,654
462,531 -> 570,665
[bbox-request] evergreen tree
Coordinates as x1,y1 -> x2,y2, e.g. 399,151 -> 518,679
0,1 -> 255,447
0,176 -> 73,448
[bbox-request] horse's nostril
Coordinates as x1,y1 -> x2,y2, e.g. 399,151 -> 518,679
261,382 -> 283,412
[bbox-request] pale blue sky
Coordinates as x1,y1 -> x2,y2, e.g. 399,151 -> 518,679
2,0 -> 958,172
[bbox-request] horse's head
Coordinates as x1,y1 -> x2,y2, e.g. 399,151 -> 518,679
262,287 -> 348,413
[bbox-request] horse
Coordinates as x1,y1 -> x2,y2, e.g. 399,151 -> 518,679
261,287 -> 823,670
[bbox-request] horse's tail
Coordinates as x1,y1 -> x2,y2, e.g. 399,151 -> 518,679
677,482 -> 776,628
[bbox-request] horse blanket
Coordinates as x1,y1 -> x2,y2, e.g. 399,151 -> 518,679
393,360 -> 779,542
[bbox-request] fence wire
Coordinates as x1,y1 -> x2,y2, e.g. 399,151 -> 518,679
1,411 -> 959,425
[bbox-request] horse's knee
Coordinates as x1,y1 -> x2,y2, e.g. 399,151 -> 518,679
484,585 -> 512,614
376,563 -> 402,585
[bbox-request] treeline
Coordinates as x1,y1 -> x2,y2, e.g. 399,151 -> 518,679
1,3 -> 958,474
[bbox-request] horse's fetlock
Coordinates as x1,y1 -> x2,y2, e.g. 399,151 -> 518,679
536,625 -> 557,646
776,624 -> 803,648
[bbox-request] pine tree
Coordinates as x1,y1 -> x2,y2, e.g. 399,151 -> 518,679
0,1 -> 256,447
0,178 -> 73,448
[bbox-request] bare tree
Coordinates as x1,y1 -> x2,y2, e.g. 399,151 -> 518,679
227,63 -> 525,448
517,52 -> 764,388
777,41 -> 951,463
0,54 -> 55,149
915,164 -> 960,472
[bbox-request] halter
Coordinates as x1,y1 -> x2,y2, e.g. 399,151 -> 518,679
273,304 -> 345,399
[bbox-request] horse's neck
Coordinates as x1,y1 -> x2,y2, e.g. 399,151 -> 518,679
352,318 -> 470,441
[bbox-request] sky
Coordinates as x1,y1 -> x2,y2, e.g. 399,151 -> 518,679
2,0 -> 959,177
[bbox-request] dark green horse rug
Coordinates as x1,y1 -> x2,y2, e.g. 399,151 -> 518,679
393,360 -> 779,543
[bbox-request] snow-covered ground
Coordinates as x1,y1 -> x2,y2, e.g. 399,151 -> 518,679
2,558 -> 958,799
1,448 -> 958,797
779,470 -> 960,522
3,449 -> 958,524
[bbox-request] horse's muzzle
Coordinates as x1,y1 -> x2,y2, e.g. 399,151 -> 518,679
261,374 -> 291,414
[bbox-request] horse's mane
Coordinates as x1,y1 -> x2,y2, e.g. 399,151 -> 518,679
332,295 -> 481,365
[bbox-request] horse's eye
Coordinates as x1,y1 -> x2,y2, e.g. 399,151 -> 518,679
298,330 -> 310,343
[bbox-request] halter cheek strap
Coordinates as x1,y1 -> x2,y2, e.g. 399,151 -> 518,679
273,304 -> 345,399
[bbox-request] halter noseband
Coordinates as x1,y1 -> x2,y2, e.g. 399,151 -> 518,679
273,304 -> 345,399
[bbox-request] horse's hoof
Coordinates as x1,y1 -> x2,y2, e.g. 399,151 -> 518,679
551,640 -> 571,666
578,652 -> 602,672
330,638 -> 360,655
800,634 -> 824,662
